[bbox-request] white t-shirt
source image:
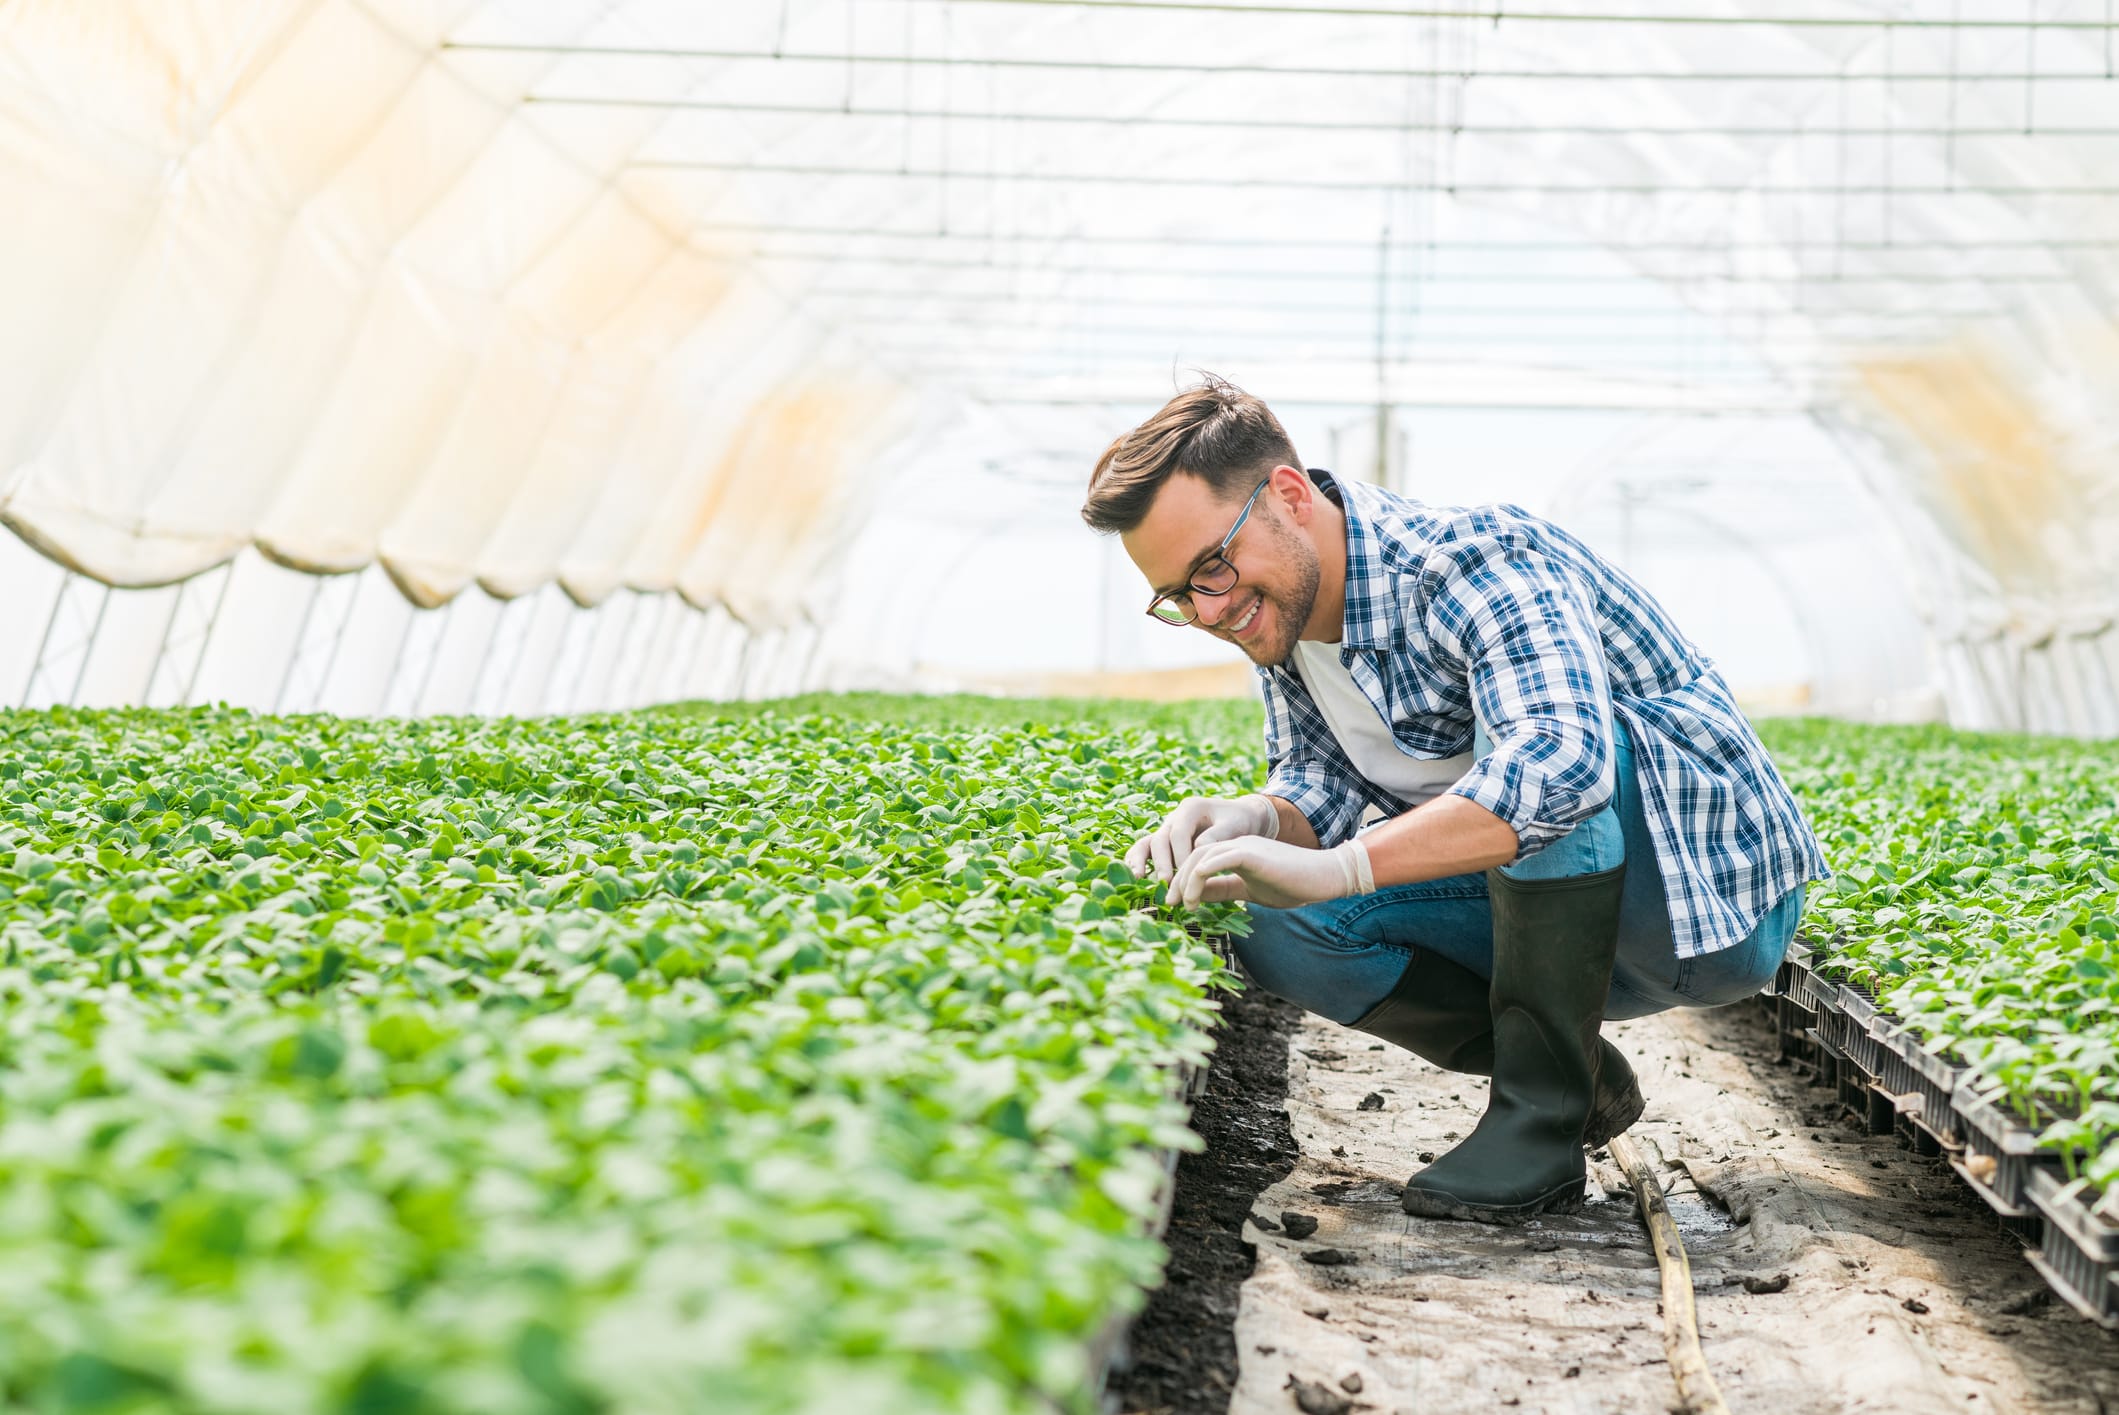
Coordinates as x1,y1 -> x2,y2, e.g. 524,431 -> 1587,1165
1289,639 -> 1473,807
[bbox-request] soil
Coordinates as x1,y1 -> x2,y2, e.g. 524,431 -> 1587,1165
1224,999 -> 2119,1414
1107,988 -> 1303,1415
1111,988 -> 2119,1415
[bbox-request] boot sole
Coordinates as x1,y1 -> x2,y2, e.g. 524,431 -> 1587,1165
1400,1176 -> 1588,1226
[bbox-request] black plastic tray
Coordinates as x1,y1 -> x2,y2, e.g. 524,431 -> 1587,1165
1832,983 -> 1888,1078
1951,1080 -> 2056,1220
2026,1168 -> 2119,1328
1787,950 -> 1839,1020
1872,1019 -> 1968,1151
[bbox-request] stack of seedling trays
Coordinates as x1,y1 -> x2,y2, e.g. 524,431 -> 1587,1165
1765,940 -> 2119,1327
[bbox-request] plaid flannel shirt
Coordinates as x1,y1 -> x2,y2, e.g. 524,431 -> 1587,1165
1260,470 -> 1827,960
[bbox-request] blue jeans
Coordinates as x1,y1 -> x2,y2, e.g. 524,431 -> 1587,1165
1235,716 -> 1803,1025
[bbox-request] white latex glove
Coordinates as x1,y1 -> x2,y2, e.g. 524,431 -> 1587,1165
1168,834 -> 1376,911
1125,794 -> 1280,883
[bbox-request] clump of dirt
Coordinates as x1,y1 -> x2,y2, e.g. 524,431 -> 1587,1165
1107,988 -> 1302,1415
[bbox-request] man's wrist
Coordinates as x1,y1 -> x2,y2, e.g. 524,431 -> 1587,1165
1238,793 -> 1280,841
1331,836 -> 1376,897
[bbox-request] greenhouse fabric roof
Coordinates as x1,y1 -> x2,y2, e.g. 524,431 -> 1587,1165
0,0 -> 2115,726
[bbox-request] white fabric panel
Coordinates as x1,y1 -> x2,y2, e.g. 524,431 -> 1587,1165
0,2 -> 317,580
376,207 -> 688,603
612,292 -> 825,598
383,192 -> 684,605
674,369 -> 906,627
377,301 -> 577,605
257,109 -> 602,573
544,271 -> 791,605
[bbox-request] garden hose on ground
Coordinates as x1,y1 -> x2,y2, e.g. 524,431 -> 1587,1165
1607,1134 -> 1733,1415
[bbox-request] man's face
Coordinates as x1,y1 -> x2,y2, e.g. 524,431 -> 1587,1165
1122,468 -> 1322,666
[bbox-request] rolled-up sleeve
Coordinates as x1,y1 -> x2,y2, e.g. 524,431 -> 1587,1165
1422,529 -> 1618,858
1258,669 -> 1369,848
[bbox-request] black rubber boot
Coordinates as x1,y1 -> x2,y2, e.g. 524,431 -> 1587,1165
1398,862 -> 1629,1224
1344,947 -> 1642,1151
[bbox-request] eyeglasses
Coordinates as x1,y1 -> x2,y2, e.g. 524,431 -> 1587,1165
1145,477 -> 1272,626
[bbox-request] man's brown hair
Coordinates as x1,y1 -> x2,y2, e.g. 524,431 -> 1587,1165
1080,374 -> 1300,534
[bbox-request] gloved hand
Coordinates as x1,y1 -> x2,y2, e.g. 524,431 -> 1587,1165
1168,834 -> 1376,910
1125,794 -> 1280,882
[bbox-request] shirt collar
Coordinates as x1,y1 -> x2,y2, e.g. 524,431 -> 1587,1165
1310,469 -> 1394,653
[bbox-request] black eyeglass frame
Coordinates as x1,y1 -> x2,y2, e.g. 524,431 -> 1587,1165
1144,476 -> 1273,626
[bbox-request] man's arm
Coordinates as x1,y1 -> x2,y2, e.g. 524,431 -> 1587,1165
1261,787 -> 1517,888
1353,792 -> 1517,883
1261,793 -> 1320,850
1419,522 -> 1619,863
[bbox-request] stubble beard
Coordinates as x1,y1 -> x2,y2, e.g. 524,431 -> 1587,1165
1249,518 -> 1321,668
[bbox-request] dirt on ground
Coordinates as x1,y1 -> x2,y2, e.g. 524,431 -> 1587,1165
1122,990 -> 2119,1415
1106,988 -> 1305,1415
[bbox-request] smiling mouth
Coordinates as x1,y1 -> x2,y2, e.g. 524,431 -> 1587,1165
1228,595 -> 1263,638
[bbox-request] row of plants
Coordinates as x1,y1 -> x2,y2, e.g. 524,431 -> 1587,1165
1757,719 -> 2119,1210
0,700 -> 1259,1414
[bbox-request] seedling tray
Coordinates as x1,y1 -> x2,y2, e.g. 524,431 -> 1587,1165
1951,1081 -> 2058,1219
1770,941 -> 1813,1000
1837,1055 -> 1896,1136
1773,995 -> 1820,1069
2025,1168 -> 2119,1328
1787,951 -> 1839,1020
1873,1020 -> 1968,1151
1826,983 -> 1885,1077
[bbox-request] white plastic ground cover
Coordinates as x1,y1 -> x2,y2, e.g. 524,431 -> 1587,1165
1,1 -> 2116,725
1233,1006 -> 2118,1412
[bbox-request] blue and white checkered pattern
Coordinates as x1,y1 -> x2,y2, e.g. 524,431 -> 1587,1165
1260,471 -> 1828,960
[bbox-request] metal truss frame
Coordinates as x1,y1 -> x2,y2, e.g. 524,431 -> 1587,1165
380,599 -> 458,718
142,563 -> 235,709
21,573 -> 112,710
275,572 -> 363,715
469,593 -> 544,717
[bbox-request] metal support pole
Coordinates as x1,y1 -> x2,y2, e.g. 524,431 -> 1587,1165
650,606 -> 709,706
21,573 -> 73,709
376,603 -> 421,718
466,596 -> 514,714
566,598 -> 625,714
407,598 -> 459,718
725,625 -> 756,701
67,583 -> 112,709
486,591 -> 549,716
22,573 -> 115,710
624,593 -> 674,708
179,567 -> 233,708
794,619 -> 826,696
143,563 -> 235,709
533,601 -> 589,717
273,577 -> 329,714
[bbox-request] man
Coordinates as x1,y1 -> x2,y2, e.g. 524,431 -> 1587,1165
1082,376 -> 1826,1225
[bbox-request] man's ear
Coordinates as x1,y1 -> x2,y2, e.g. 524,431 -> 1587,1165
1267,463 -> 1313,526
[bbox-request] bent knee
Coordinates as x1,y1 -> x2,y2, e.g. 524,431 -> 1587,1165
1674,951 -> 1781,1008
1230,902 -> 1324,976
1230,902 -> 1400,1025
